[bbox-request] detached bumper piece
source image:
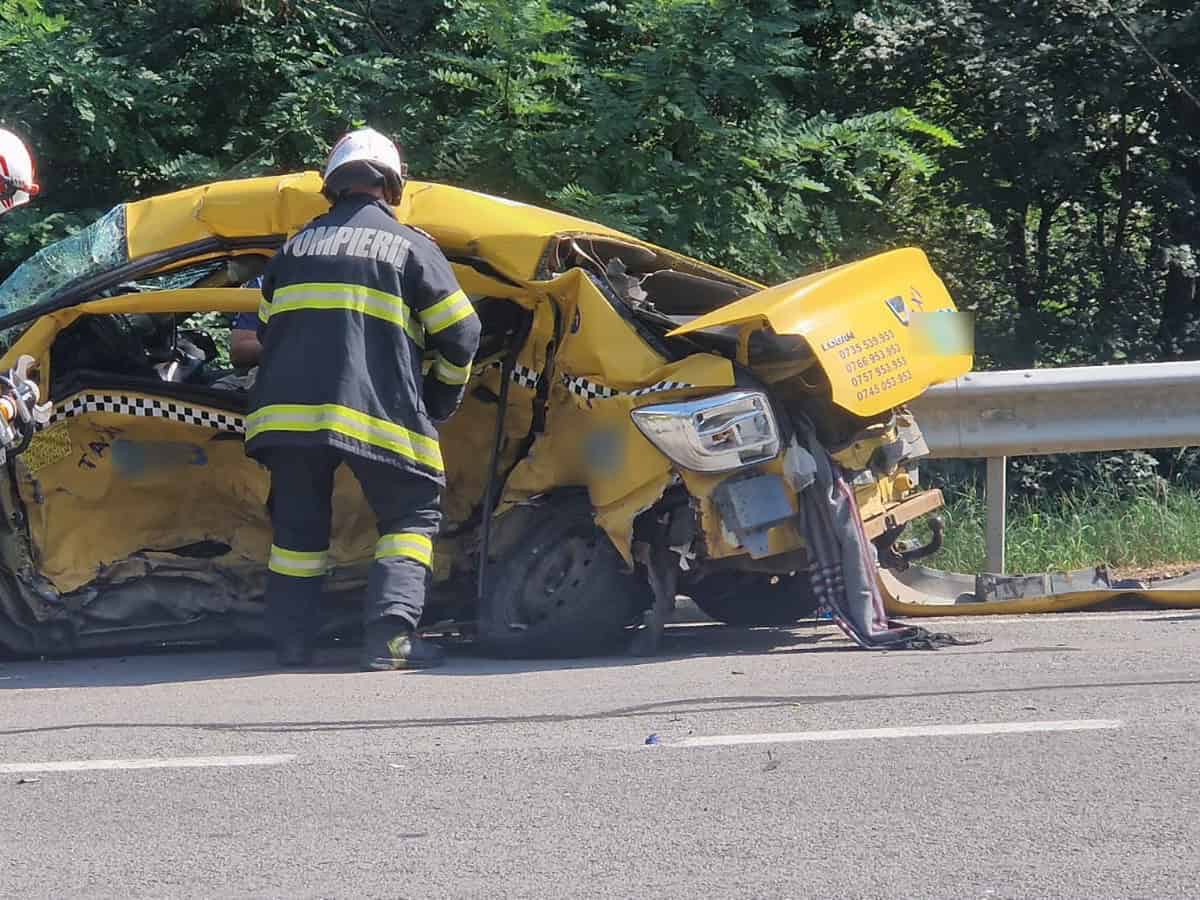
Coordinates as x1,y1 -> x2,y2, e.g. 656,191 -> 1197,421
880,564 -> 1200,616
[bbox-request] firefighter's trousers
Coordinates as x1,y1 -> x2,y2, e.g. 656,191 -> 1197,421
261,447 -> 441,642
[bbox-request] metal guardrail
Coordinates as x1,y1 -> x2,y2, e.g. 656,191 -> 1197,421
908,360 -> 1200,574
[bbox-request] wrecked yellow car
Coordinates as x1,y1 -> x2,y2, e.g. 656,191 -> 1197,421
0,173 -> 971,658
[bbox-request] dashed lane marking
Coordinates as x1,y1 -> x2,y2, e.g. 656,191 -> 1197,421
665,719 -> 1123,748
0,754 -> 296,774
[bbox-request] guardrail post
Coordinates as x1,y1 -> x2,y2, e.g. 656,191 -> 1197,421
986,456 -> 1007,574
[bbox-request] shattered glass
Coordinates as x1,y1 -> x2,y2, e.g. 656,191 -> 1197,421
0,206 -> 129,350
126,261 -> 224,292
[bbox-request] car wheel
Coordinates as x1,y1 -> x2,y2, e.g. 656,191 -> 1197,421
477,495 -> 649,658
687,571 -> 819,626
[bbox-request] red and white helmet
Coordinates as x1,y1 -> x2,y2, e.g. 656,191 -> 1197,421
322,127 -> 407,204
0,128 -> 38,216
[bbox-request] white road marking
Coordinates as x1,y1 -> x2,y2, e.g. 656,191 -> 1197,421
0,754 -> 296,775
669,718 -> 1123,748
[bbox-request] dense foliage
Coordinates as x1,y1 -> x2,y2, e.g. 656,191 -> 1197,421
2,1 -> 1198,493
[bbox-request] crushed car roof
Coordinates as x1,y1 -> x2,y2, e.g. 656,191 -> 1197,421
1,173 -> 759,330
127,172 -> 651,284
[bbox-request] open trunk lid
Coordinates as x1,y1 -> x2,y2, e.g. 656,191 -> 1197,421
668,248 -> 973,417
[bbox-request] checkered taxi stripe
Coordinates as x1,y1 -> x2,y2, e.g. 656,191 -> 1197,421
41,367 -> 536,438
510,364 -> 540,390
479,362 -> 692,399
42,393 -> 246,434
475,360 -> 542,390
37,369 -> 687,435
561,374 -> 693,400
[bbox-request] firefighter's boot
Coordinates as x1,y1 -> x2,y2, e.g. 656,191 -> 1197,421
265,570 -> 323,668
274,632 -> 313,668
361,618 -> 446,671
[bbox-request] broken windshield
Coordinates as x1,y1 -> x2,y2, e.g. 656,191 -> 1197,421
0,205 -> 129,319
0,205 -> 129,351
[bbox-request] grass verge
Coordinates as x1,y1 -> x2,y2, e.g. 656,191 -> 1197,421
911,482 -> 1200,577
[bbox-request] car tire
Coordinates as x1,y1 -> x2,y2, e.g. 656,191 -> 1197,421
476,495 -> 648,658
687,571 -> 819,626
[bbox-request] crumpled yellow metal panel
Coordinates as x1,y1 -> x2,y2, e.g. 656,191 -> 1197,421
17,401 -> 379,595
399,184 -> 629,282
499,272 -> 736,563
668,247 -> 973,417
438,298 -> 557,528
536,269 -> 667,384
125,174 -> 327,257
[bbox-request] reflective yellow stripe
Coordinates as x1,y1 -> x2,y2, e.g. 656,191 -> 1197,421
257,297 -> 271,326
268,544 -> 329,578
419,289 -> 474,335
433,353 -> 472,386
268,282 -> 425,347
375,532 -> 433,567
246,403 -> 443,472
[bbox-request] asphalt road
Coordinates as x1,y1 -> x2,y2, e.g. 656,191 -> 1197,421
2,609 -> 1198,900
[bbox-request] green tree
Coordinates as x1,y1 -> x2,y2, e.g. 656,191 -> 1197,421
1,1 -> 957,286
848,0 -> 1200,367
398,0 -> 957,281
1,1 -> 398,266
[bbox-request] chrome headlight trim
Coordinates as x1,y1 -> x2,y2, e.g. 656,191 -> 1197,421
631,390 -> 781,472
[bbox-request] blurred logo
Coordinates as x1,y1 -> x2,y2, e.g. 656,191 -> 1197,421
884,295 -> 910,326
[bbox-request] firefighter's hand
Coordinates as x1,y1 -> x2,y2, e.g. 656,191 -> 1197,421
423,380 -> 464,423
230,329 -> 262,368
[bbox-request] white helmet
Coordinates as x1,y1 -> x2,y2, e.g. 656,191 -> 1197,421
321,127 -> 407,204
0,128 -> 38,216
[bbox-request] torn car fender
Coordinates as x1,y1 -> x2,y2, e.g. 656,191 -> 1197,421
497,270 -> 737,562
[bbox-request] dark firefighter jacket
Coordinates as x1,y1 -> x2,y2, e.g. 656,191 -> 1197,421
245,195 -> 481,485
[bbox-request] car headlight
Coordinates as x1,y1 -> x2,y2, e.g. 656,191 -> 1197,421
631,390 -> 781,472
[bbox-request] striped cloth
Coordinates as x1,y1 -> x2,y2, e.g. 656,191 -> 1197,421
795,414 -> 965,650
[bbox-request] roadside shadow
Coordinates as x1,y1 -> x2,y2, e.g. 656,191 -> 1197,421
418,623 -> 854,678
0,621 -> 854,690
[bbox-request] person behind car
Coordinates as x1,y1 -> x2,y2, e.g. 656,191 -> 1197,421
245,127 -> 480,670
207,275 -> 264,393
230,274 -> 264,368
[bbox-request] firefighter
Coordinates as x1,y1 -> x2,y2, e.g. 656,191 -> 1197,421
246,127 -> 481,670
0,128 -> 39,217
